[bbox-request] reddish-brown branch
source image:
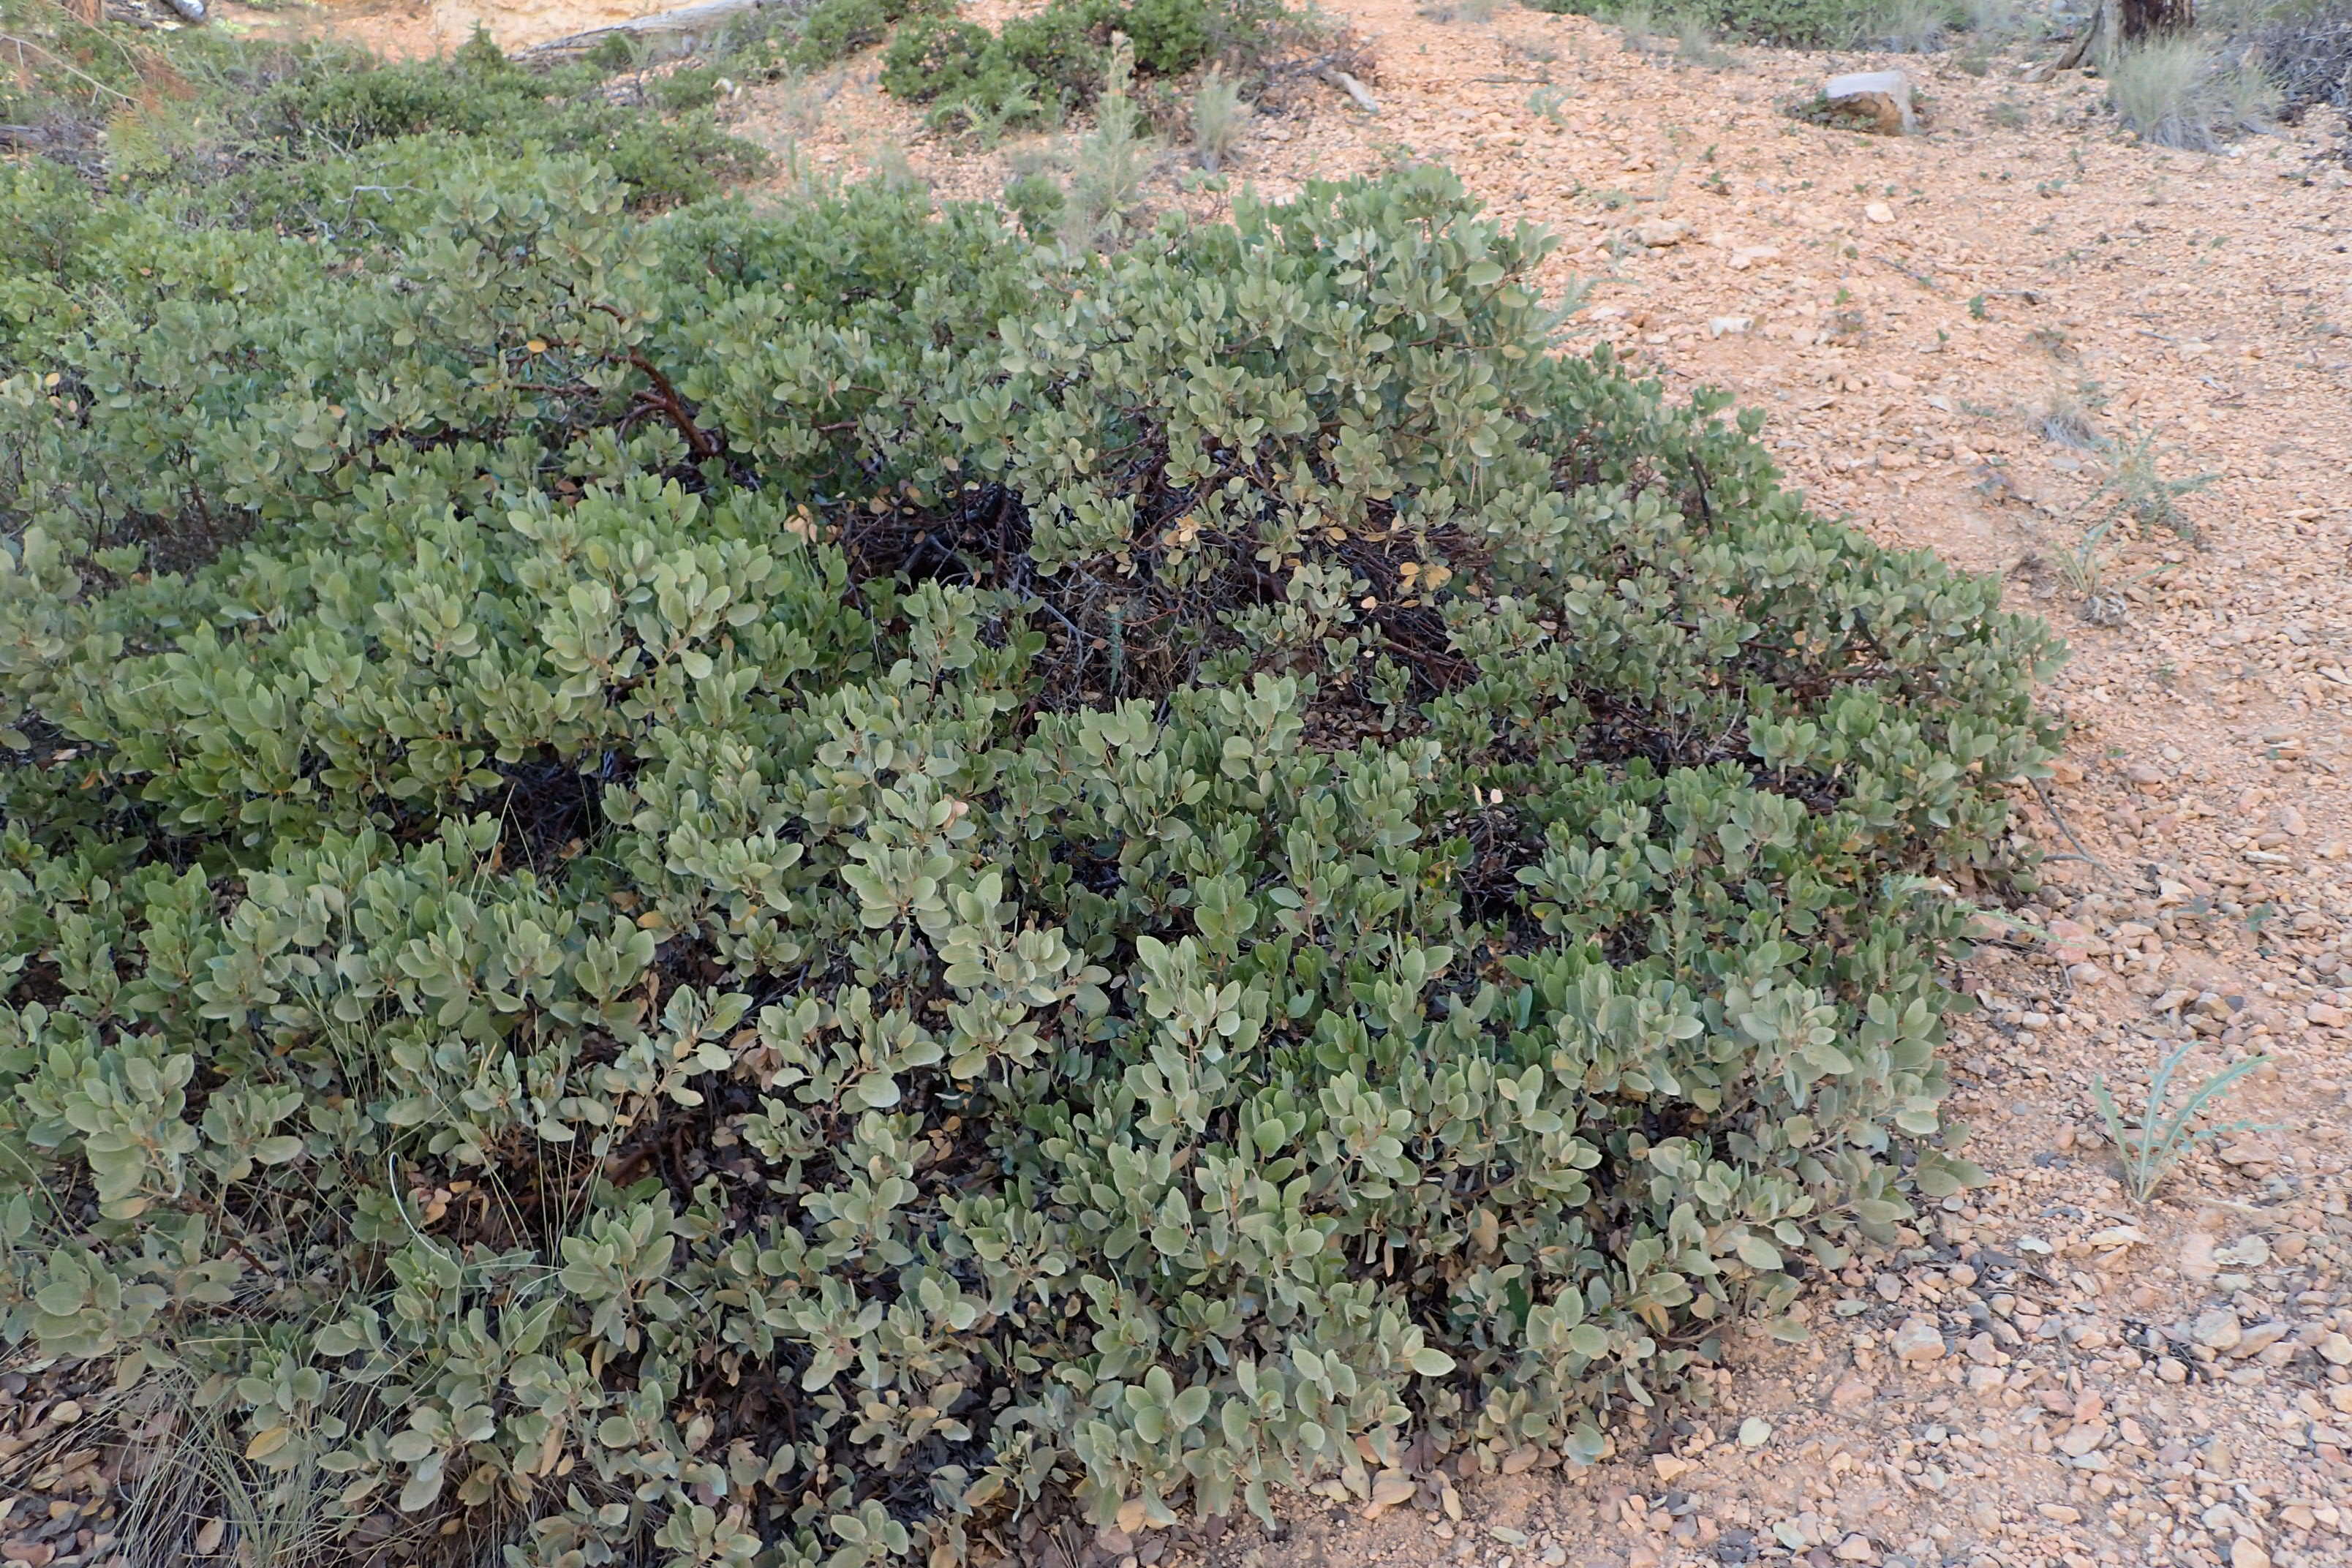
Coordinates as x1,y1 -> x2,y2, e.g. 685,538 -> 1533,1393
625,353 -> 720,460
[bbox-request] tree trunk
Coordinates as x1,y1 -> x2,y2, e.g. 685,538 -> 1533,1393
2118,0 -> 2193,42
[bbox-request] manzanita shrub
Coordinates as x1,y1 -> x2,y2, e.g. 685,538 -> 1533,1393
0,129 -> 2062,1568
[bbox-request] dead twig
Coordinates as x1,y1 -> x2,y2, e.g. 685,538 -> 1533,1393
2030,774 -> 2106,870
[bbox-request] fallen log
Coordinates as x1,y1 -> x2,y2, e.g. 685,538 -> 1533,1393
519,0 -> 794,61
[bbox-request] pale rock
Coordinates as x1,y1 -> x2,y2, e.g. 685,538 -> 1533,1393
2231,1539 -> 2272,1568
1707,316 -> 1753,338
2232,1321 -> 2291,1358
1891,1318 -> 1946,1363
1823,69 -> 1917,135
1738,1417 -> 1774,1448
2057,1421 -> 2109,1457
2318,1332 -> 2352,1366
1831,1376 -> 1875,1410
1863,201 -> 1894,224
1833,1533 -> 1877,1561
2309,1003 -> 2348,1028
2194,1308 -> 2244,1352
2214,1235 -> 2272,1269
1727,244 -> 1782,269
1635,217 -> 1691,247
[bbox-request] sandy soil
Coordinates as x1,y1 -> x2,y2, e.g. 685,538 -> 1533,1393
8,4 -> 2351,1568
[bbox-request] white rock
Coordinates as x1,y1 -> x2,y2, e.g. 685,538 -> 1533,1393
1891,1318 -> 1946,1363
1634,217 -> 1692,247
2231,1321 -> 2291,1357
2213,1235 -> 2271,1268
1822,69 -> 1916,135
2193,1308 -> 2243,1352
1707,316 -> 1753,339
2057,1421 -> 2109,1457
1863,201 -> 1894,224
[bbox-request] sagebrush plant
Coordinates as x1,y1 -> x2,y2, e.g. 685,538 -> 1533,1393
1867,0 -> 1950,51
1188,68 -> 1251,169
1058,37 -> 1160,247
1,19 -> 2064,1568
1674,15 -> 1741,64
2092,1044 -> 2270,1203
2103,34 -> 2280,148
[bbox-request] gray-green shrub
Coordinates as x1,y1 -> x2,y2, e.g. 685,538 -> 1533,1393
0,44 -> 2060,1568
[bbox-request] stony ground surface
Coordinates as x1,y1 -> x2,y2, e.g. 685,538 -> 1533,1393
7,5 -> 2352,1568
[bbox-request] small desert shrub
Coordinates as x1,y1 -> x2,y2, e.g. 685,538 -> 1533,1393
2092,429 -> 2215,539
1675,15 -> 1741,63
1613,0 -> 1662,46
1190,68 -> 1251,167
1003,167 -> 1069,233
1866,0 -> 1952,50
2104,34 -> 2279,147
2095,1044 -> 2270,1202
0,23 -> 2061,1568
2038,382 -> 2101,448
2239,0 -> 2352,116
1541,0 -> 1874,45
1059,38 -> 1160,246
882,0 -> 1307,121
